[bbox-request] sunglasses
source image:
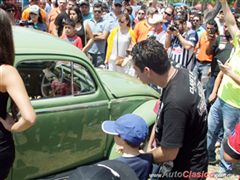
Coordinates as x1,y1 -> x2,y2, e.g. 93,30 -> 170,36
94,10 -> 102,13
164,11 -> 172,16
118,20 -> 125,23
7,9 -> 15,13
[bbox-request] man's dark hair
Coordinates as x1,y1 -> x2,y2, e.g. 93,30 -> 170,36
206,19 -> 217,28
206,19 -> 218,33
131,39 -> 171,75
63,18 -> 76,27
125,6 -> 132,14
193,13 -> 201,21
93,2 -> 102,10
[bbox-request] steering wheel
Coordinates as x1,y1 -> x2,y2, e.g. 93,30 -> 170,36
41,65 -> 64,97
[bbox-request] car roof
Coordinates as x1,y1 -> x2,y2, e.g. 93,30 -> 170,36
13,26 -> 87,62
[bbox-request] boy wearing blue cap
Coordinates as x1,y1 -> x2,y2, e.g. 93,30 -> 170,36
102,114 -> 153,180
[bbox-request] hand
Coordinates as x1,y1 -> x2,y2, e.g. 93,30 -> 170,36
219,63 -> 232,76
208,93 -> 217,104
0,115 -> 15,131
166,29 -> 173,36
167,26 -> 175,34
208,33 -> 216,40
173,30 -> 180,37
147,139 -> 157,152
208,68 -> 211,76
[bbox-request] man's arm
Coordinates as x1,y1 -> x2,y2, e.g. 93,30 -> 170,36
220,0 -> 240,38
208,71 -> 224,103
149,107 -> 187,163
203,1 -> 221,26
206,35 -> 218,55
93,31 -> 109,41
150,146 -> 179,163
165,32 -> 172,49
224,152 -> 239,163
175,33 -> 194,50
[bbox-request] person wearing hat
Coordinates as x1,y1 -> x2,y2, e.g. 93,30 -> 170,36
165,14 -> 198,69
102,114 -> 153,180
79,0 -> 93,21
147,13 -> 167,47
28,4 -> 48,31
103,0 -> 123,31
133,7 -> 158,43
21,0 -> 47,23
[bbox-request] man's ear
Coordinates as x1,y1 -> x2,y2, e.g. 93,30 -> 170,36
143,66 -> 152,77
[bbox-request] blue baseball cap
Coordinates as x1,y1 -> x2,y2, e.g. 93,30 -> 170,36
101,114 -> 148,146
113,0 -> 122,5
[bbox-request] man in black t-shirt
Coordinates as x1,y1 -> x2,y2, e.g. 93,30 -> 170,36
54,0 -> 76,36
131,39 -> 208,179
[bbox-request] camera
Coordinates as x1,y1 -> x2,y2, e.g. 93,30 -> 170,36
169,24 -> 177,31
17,20 -> 34,27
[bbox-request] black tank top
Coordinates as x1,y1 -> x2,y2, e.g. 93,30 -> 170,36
0,65 -> 14,156
76,25 -> 86,47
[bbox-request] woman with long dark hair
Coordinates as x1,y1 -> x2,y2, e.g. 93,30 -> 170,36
0,9 -> 36,179
68,5 -> 94,53
0,2 -> 19,25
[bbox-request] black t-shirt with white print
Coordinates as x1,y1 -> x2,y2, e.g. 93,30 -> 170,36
155,68 -> 208,178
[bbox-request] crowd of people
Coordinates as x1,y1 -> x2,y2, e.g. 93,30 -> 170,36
0,0 -> 240,179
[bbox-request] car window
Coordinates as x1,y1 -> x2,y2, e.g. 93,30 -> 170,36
17,60 -> 96,100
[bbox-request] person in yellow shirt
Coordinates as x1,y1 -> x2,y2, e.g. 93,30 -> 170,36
21,0 -> 47,23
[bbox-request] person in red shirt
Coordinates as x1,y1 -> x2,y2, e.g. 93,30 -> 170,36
223,123 -> 240,163
60,18 -> 82,49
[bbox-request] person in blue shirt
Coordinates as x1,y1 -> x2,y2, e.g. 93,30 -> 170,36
102,114 -> 153,180
86,3 -> 109,67
79,0 -> 93,21
162,5 -> 174,31
103,0 -> 123,32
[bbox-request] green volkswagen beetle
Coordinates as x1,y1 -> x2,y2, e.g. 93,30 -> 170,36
7,27 -> 159,179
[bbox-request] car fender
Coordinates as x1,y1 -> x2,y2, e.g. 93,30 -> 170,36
108,99 -> 158,159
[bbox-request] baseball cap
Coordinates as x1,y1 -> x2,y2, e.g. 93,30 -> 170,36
174,15 -> 186,21
148,14 -> 167,25
114,0 -> 122,5
68,160 -> 139,180
29,5 -> 40,15
79,0 -> 90,6
102,114 -> 148,146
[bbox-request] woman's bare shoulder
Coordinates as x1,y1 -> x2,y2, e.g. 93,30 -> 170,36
1,65 -> 18,75
1,65 -> 21,83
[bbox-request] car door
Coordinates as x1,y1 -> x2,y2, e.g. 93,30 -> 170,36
11,56 -> 110,179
